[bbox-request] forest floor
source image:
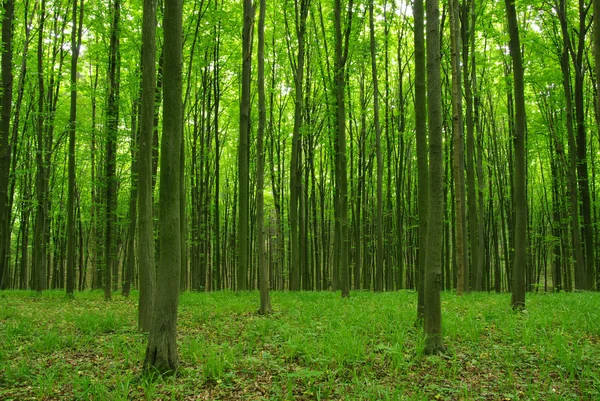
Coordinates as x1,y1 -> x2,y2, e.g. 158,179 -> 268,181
0,290 -> 599,400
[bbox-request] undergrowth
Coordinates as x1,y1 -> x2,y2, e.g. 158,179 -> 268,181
0,290 -> 598,400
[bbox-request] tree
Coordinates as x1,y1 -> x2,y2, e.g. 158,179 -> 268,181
287,0 -> 309,292
33,0 -> 47,293
143,0 -> 183,374
505,0 -> 527,309
238,0 -> 254,292
105,0 -> 121,301
556,0 -> 585,291
334,0 -> 353,298
0,0 -> 14,289
67,0 -> 84,297
256,0 -> 272,314
369,0 -> 384,293
138,0 -> 157,331
449,0 -> 468,295
413,0 -> 427,319
423,0 -> 444,355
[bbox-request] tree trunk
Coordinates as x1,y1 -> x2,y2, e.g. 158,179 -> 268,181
138,0 -> 157,332
34,0 -> 47,293
414,0 -> 427,319
556,0 -> 586,291
124,87 -> 140,298
572,0 -> 594,290
143,0 -> 183,374
449,0 -> 468,295
505,0 -> 527,310
67,0 -> 83,297
334,0 -> 353,299
105,0 -> 121,301
424,0 -> 444,354
594,0 -> 600,289
237,0 -> 254,291
369,0 -> 384,293
0,0 -> 14,289
256,0 -> 272,314
462,0 -> 479,291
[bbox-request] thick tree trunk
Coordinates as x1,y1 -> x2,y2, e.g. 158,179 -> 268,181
143,0 -> 183,374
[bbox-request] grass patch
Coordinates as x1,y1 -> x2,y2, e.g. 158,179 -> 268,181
0,290 -> 599,400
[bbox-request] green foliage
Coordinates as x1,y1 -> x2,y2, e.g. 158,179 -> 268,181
0,290 -> 599,400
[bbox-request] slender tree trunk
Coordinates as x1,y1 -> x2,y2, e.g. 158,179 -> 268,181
105,0 -> 121,301
124,88 -> 140,298
556,2 -> 585,290
449,0 -> 468,295
572,0 -> 594,290
462,0 -> 479,291
138,0 -> 157,331
67,0 -> 83,297
256,0 -> 272,314
34,0 -> 47,293
0,0 -> 14,289
238,0 -> 254,291
143,0 -> 183,374
334,0 -> 353,299
214,8 -> 222,291
369,0 -> 384,293
287,0 -> 309,291
505,0 -> 527,309
414,0 -> 427,318
424,0 -> 444,354
594,0 -> 600,289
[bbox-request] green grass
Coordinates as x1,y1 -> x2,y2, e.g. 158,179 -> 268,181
0,290 -> 599,400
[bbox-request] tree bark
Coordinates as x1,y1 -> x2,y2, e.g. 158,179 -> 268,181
334,0 -> 353,299
105,0 -> 121,301
424,0 -> 444,354
0,0 -> 14,289
257,0 -> 272,314
505,0 -> 527,310
556,0 -> 586,290
238,0 -> 254,291
138,0 -> 157,331
33,0 -> 47,293
369,0 -> 384,293
449,0 -> 468,295
143,0 -> 183,374
67,0 -> 83,297
414,0 -> 427,318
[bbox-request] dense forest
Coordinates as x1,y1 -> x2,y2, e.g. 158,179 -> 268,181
2,0 -> 600,296
2,0 -> 598,295
1,0 -> 600,393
